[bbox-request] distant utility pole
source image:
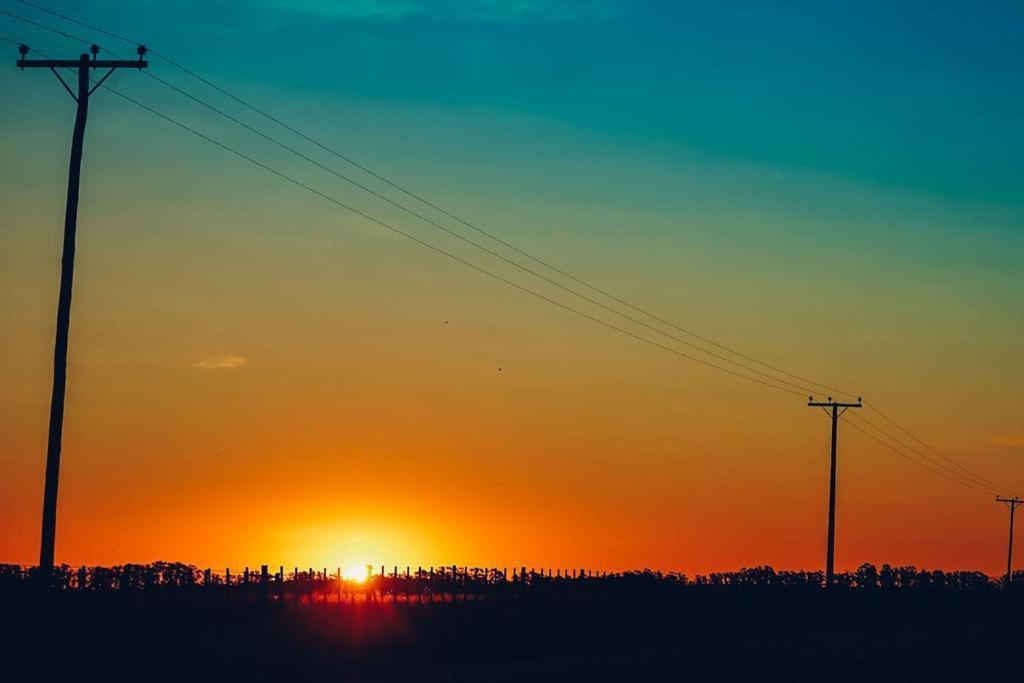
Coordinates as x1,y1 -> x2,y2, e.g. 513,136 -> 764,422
996,496 -> 1022,588
16,44 -> 148,580
808,395 -> 862,587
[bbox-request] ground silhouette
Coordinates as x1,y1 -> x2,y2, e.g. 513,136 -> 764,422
2,562 -> 1023,680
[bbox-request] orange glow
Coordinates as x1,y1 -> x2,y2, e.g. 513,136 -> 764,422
1,102 -> 1020,577
342,565 -> 370,584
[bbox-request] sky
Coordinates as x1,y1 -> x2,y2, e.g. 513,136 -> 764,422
0,0 -> 1022,575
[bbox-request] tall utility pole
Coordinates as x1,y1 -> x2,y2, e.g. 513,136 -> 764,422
16,44 -> 148,580
807,395 -> 862,587
996,497 -> 1022,588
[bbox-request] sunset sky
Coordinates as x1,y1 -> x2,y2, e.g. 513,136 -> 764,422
1,0 -> 1022,576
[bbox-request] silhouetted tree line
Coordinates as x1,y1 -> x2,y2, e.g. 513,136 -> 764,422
1,562 -> 1019,601
0,562 -> 201,591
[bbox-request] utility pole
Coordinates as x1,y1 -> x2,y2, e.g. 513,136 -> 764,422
996,496 -> 1022,588
807,395 -> 862,587
16,44 -> 148,581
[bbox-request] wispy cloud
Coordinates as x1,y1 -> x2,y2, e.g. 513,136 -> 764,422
194,353 -> 249,369
261,0 -> 619,23
992,434 -> 1024,449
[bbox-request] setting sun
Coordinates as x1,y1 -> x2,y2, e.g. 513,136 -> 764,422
341,565 -> 370,584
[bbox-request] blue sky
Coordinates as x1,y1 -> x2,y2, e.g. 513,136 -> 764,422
7,0 -> 1022,204
47,0 -> 1016,205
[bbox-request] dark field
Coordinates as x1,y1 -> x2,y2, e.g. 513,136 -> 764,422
3,575 -> 1023,682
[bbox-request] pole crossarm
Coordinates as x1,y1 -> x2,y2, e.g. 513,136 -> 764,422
18,58 -> 148,69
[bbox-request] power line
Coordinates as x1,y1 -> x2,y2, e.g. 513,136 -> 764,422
0,6 -> 82,43
136,71 -> 824,395
9,4 -> 1020,499
843,411 -> 1003,491
808,406 -> 988,494
0,6 -> 823,397
93,83 -> 809,398
1,7 -> 827,399
159,67 -> 859,399
863,401 -> 1022,499
96,79 -> 1024,500
15,0 -> 136,45
842,418 -> 991,495
8,46 -> 813,415
134,42 -> 1020,498
116,85 -> 1024,497
10,0 -> 858,402
846,412 -> 1008,496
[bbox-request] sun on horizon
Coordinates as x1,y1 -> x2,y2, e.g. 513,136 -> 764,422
341,564 -> 371,584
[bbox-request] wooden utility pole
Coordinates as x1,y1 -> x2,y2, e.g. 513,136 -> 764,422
808,395 -> 862,587
16,44 -> 148,581
996,496 -> 1022,588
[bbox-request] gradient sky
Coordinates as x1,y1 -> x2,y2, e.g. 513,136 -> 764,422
1,0 -> 1022,575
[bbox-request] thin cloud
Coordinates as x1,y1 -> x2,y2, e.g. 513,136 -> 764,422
992,435 -> 1024,449
194,353 -> 249,370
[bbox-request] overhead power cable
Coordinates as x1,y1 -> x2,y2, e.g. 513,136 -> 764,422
0,5 -> 80,42
847,413 -> 1007,495
135,70 -> 824,395
10,0 -> 857,402
6,3 -> 1020,499
4,32 -> 812,398
98,83 -> 811,398
842,418 -> 990,495
862,402 -> 1022,499
2,5 -> 824,396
